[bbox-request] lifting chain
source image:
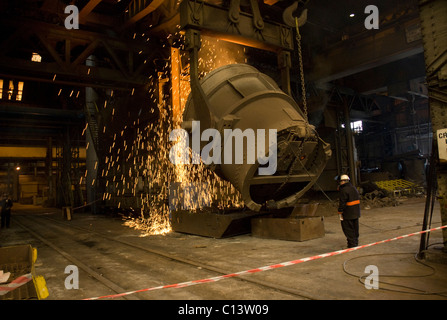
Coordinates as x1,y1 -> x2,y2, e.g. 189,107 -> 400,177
295,16 -> 308,123
271,13 -> 321,203
272,16 -> 314,198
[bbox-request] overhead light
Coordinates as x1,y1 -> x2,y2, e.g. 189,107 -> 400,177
16,166 -> 21,171
31,53 -> 42,62
349,13 -> 355,18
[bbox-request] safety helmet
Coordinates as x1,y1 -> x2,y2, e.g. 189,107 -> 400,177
340,174 -> 350,181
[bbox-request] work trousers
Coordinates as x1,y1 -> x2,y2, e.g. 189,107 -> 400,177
1,209 -> 11,228
341,219 -> 359,248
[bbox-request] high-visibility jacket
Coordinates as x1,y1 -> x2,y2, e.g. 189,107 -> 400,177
338,182 -> 361,220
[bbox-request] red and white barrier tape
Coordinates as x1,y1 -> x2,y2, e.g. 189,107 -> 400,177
0,273 -> 33,296
84,225 -> 447,300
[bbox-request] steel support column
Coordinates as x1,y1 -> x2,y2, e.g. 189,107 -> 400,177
85,56 -> 99,214
47,137 -> 55,206
343,98 -> 357,187
418,0 -> 447,251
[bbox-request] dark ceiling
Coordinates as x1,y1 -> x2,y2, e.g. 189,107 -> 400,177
0,0 -> 427,147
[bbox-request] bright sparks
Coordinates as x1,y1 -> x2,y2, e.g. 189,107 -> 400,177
102,33 -> 246,236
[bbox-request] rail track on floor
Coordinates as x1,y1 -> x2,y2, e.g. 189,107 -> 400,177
14,214 -> 317,300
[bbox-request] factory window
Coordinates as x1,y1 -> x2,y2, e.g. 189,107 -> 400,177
341,120 -> 363,133
351,120 -> 363,133
16,81 -> 24,101
6,81 -> 24,101
8,81 -> 14,100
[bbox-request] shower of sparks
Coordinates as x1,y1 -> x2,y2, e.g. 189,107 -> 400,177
197,37 -> 246,78
100,33 -> 246,236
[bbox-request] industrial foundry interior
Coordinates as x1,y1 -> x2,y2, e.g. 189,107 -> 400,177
0,0 -> 446,302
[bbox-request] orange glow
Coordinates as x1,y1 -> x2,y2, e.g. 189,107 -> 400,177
110,35 -> 246,236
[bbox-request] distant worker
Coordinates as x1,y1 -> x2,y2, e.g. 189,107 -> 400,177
1,194 -> 13,229
337,175 -> 360,248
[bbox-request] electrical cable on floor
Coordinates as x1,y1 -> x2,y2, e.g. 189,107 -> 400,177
426,241 -> 447,248
342,252 -> 447,297
359,221 -> 385,231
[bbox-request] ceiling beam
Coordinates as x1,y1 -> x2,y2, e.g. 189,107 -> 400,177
0,58 -> 145,90
0,104 -> 84,120
79,0 -> 103,24
341,53 -> 427,95
122,0 -> 166,29
36,33 -> 69,71
2,18 -> 152,54
309,17 -> 423,85
0,19 -> 156,89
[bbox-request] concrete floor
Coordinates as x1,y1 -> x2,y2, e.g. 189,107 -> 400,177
1,197 -> 446,302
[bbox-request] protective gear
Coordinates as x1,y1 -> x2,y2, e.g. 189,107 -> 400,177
338,182 -> 360,220
341,219 -> 359,248
1,196 -> 13,229
340,174 -> 350,181
338,182 -> 360,248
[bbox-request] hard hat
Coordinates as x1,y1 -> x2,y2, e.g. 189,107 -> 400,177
340,174 -> 350,181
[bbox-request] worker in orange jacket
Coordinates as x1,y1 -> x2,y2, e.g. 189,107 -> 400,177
337,175 -> 361,248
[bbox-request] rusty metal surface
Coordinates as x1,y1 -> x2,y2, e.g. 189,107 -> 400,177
183,64 -> 331,211
171,209 -> 260,238
180,0 -> 294,53
251,216 -> 325,241
419,0 -> 447,249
